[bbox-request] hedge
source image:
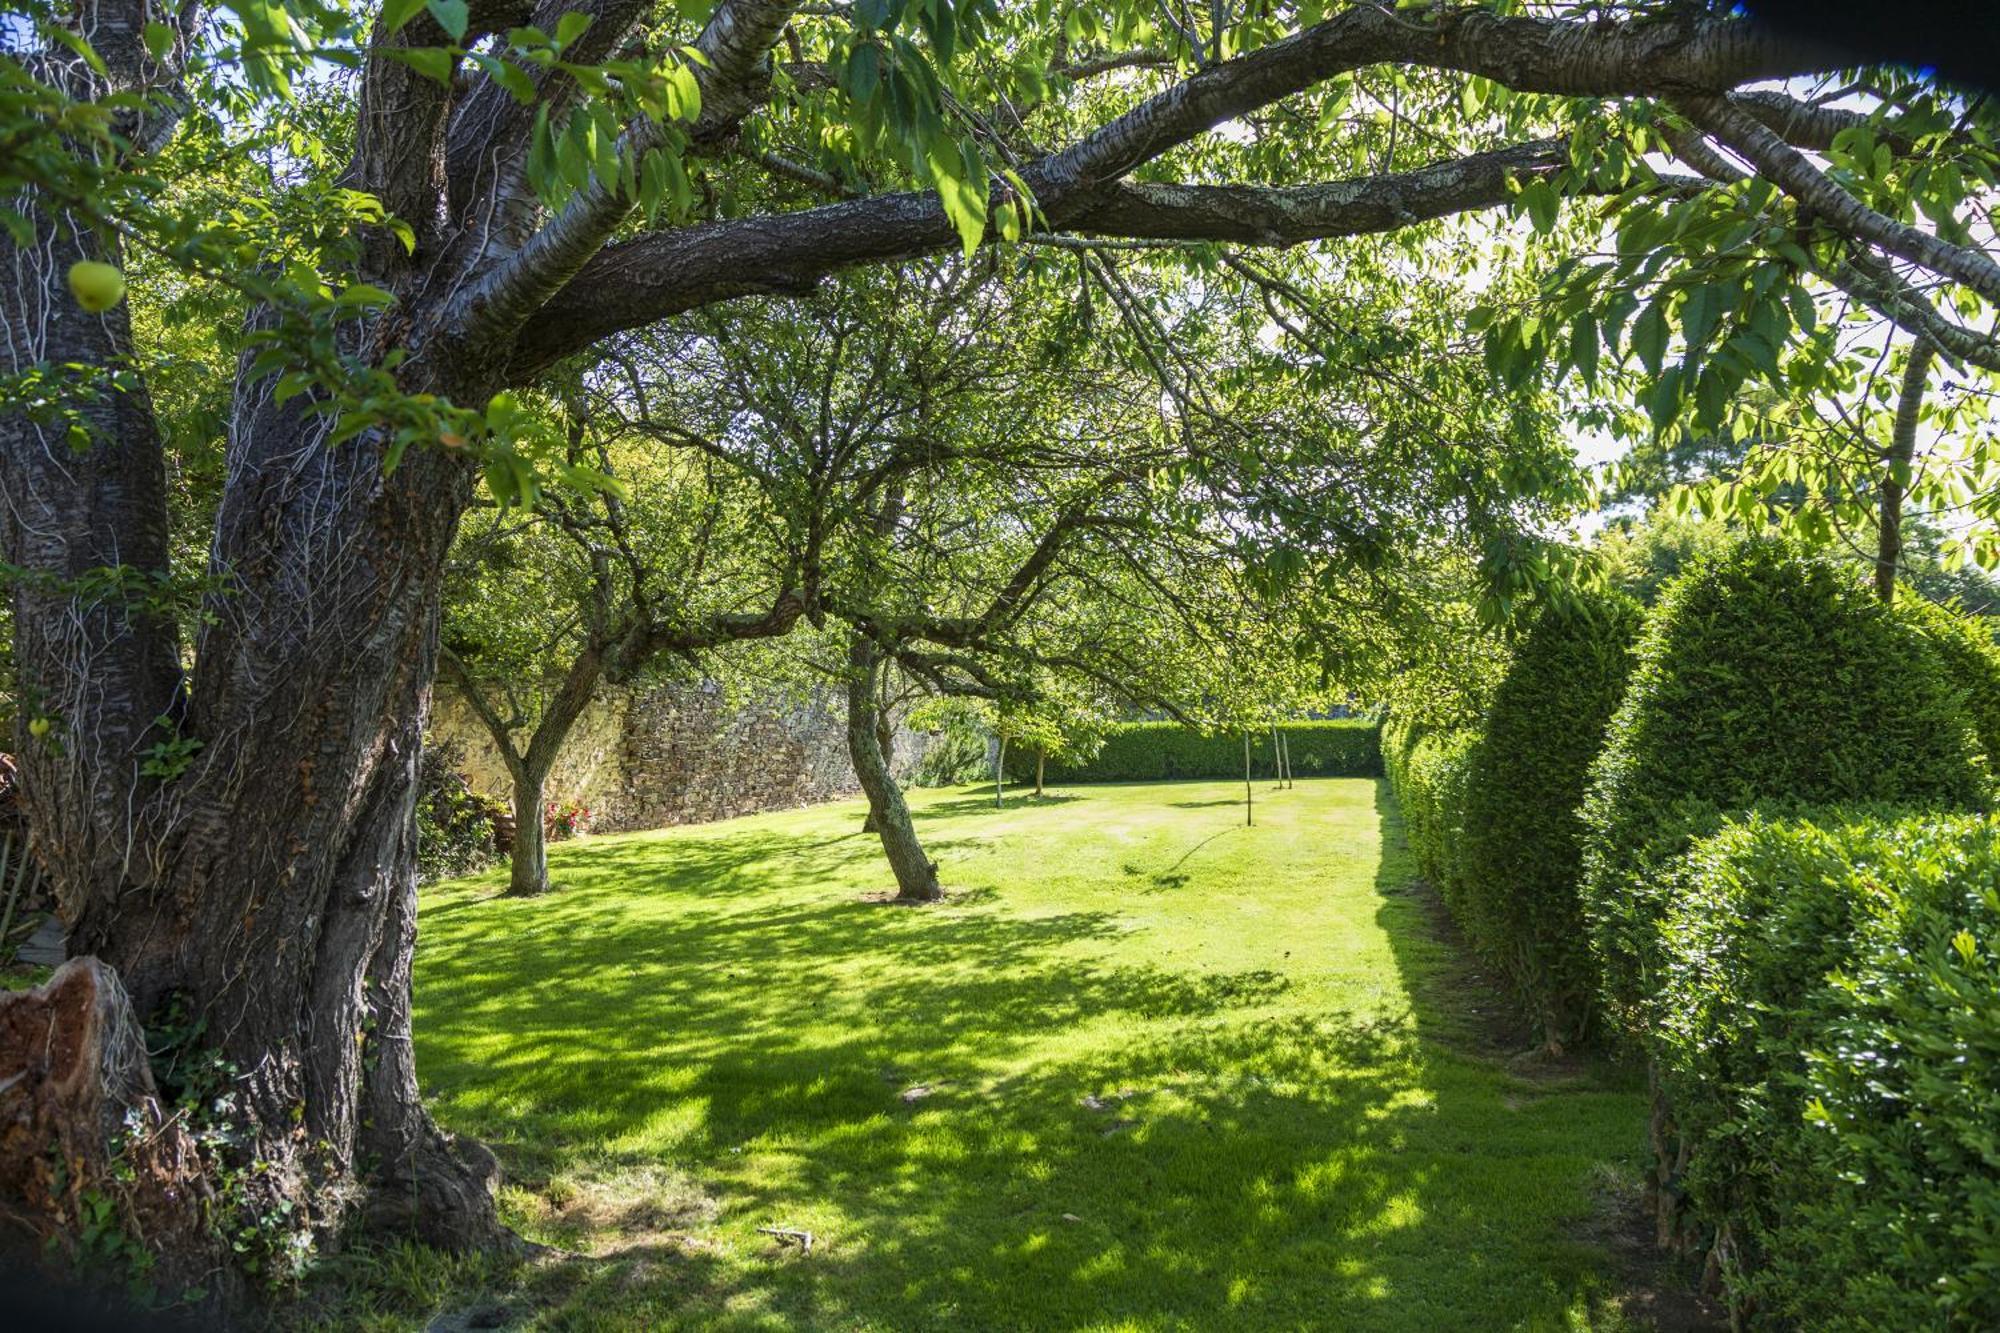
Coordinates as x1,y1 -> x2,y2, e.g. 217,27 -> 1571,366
1382,716 -> 1480,910
1457,589 -> 1642,1052
1579,538 -> 1985,1029
1649,810 -> 2000,1328
1026,719 -> 1381,783
1901,594 -> 2000,785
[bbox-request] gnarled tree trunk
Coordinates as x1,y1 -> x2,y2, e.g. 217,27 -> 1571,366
0,3 -> 521,1284
846,634 -> 939,902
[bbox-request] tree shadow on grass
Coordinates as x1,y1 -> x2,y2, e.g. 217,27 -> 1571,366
407,785 -> 1662,1330
909,792 -> 1084,820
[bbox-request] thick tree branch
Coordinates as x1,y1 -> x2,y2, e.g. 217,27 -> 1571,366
509,6 -> 1834,374
443,0 -> 797,352
510,142 -> 1572,375
1677,92 -> 2000,306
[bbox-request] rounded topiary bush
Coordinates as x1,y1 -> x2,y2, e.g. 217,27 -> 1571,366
1579,537 -> 1985,1028
1458,588 -> 1642,1052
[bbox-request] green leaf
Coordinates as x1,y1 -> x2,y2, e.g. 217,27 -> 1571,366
142,21 -> 176,61
1569,314 -> 1599,386
383,45 -> 455,85
845,44 -> 881,105
426,0 -> 470,41
381,0 -> 429,35
554,11 -> 593,51
1631,300 -> 1669,376
1682,283 -> 1725,352
1521,178 -> 1559,235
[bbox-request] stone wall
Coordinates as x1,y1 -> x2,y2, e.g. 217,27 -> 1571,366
431,682 -> 928,834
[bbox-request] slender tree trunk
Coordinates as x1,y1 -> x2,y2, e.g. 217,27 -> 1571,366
1035,749 -> 1045,798
846,634 -> 939,902
1243,732 -> 1254,827
508,768 -> 550,896
1283,732 -> 1294,788
443,646 -> 604,898
994,736 -> 1007,808
1270,726 -> 1281,788
1876,337 -> 1935,603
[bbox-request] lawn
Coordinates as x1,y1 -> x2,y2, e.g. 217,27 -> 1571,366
402,779 -> 1653,1330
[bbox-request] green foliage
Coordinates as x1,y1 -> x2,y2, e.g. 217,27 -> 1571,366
415,737 -> 498,885
1029,720 -> 1380,783
1457,590 -> 1642,1050
912,722 -> 989,787
1900,594 -> 2000,784
1579,537 -> 1985,1030
1649,810 -> 2000,1328
1380,717 -> 1479,906
1595,513 -> 1735,607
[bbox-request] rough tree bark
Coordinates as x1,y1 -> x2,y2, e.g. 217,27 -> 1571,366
846,633 -> 940,902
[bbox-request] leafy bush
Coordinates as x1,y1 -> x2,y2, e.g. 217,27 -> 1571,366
1457,590 -> 1641,1050
1579,538 -> 1984,1027
415,736 -> 500,884
1031,719 -> 1380,783
1900,594 -> 2000,784
1382,717 -> 1480,907
911,721 -> 989,787
1651,810 -> 2000,1328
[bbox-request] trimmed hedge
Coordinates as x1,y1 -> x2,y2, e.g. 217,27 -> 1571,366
1650,810 -> 2000,1328
1382,716 -> 1480,908
1029,719 -> 1381,783
1901,594 -> 2000,784
1457,589 -> 1642,1051
1579,538 -> 1985,1027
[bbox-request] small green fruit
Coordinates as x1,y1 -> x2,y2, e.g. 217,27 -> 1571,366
28,717 -> 52,738
68,259 -> 126,313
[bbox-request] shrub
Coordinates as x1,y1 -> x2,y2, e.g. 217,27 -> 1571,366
1031,719 -> 1381,783
1900,593 -> 2000,784
1457,589 -> 1642,1051
1651,810 -> 2000,1328
1579,538 -> 1984,1028
911,722 -> 989,787
415,736 -> 500,884
1382,717 -> 1480,908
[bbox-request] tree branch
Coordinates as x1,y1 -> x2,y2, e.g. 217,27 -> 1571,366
509,5 -> 1835,374
443,0 -> 798,352
1677,91 -> 2000,306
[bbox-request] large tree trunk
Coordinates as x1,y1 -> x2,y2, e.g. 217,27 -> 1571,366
1,13 -> 505,1284
846,635 -> 939,902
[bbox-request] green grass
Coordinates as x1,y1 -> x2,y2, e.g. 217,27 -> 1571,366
404,779 -> 1651,1330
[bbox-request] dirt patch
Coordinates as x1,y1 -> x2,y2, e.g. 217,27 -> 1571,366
1577,1165 -> 1726,1332
510,1163 -> 719,1256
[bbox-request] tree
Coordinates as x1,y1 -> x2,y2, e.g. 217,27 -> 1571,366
439,403 -> 799,895
3,0 -> 1967,1292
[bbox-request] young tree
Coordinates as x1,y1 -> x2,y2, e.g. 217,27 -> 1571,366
439,404 -> 799,895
